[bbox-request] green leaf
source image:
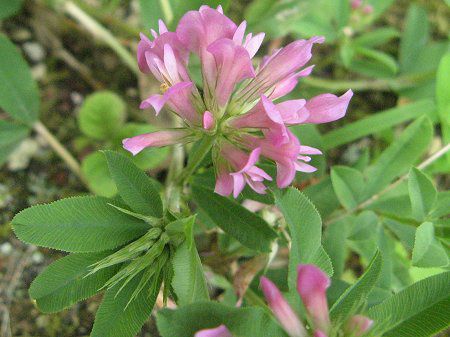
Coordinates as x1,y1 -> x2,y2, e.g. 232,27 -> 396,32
412,222 -> 449,268
347,211 -> 378,241
399,4 -> 429,73
408,168 -> 437,221
139,0 -> 164,30
353,28 -> 399,48
330,251 -> 382,323
331,166 -> 364,210
29,252 -> 118,313
369,271 -> 450,337
172,215 -> 209,306
352,47 -> 398,77
12,196 -> 149,252
157,301 -> 288,337
436,53 -> 450,114
0,0 -> 24,20
322,100 -> 435,150
324,219 -> 349,278
364,116 -> 433,197
81,152 -> 117,197
104,150 -> 163,218
191,185 -> 277,253
430,191 -> 450,219
78,91 -> 126,140
91,272 -> 161,337
275,188 -> 333,292
0,120 -> 29,166
0,34 -> 39,124
303,177 -> 340,218
436,53 -> 450,165
384,219 -> 416,251
366,0 -> 395,19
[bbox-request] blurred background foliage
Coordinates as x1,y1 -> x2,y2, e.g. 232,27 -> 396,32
0,0 -> 449,336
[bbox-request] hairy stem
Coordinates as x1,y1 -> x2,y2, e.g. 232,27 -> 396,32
62,1 -> 138,75
33,121 -> 87,185
325,142 -> 450,225
165,144 -> 185,214
176,135 -> 215,185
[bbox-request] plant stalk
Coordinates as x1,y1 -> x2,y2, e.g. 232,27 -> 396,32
176,135 -> 215,185
33,121 -> 87,185
62,1 -> 139,75
302,70 -> 435,92
165,143 -> 185,214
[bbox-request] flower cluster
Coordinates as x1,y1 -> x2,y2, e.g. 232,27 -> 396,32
123,5 -> 352,198
196,264 -> 373,337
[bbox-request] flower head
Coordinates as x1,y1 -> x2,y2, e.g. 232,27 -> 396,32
260,264 -> 374,337
124,6 -> 352,198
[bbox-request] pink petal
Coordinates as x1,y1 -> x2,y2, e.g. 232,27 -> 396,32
300,146 -> 322,155
261,96 -> 284,124
231,173 -> 246,198
235,147 -> 261,173
314,331 -> 328,337
122,129 -> 189,155
269,65 -> 315,100
203,111 -> 215,130
303,90 -> 353,124
351,0 -> 362,9
137,33 -> 153,73
345,315 -> 374,337
295,162 -> 317,173
176,7 -> 236,54
246,178 -> 267,195
260,276 -> 307,337
276,161 -> 296,188
247,166 -> 272,181
140,82 -> 200,125
139,32 -> 189,75
206,38 -> 255,106
242,200 -> 267,212
140,81 -> 191,113
214,162 -> 233,197
195,325 -> 232,337
245,32 -> 265,58
275,99 -> 308,125
297,265 -> 331,333
158,19 -> 168,34
257,36 -> 324,89
233,21 -> 247,45
163,44 -> 181,83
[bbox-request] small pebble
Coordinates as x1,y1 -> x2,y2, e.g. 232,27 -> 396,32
31,64 -> 47,81
22,42 -> 46,63
36,315 -> 49,328
70,91 -> 84,106
31,251 -> 44,264
0,242 -> 13,255
7,138 -> 41,171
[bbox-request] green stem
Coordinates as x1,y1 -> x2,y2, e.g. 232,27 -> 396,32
176,135 -> 215,185
165,144 -> 184,213
302,70 -> 435,92
33,121 -> 88,186
62,1 -> 139,75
